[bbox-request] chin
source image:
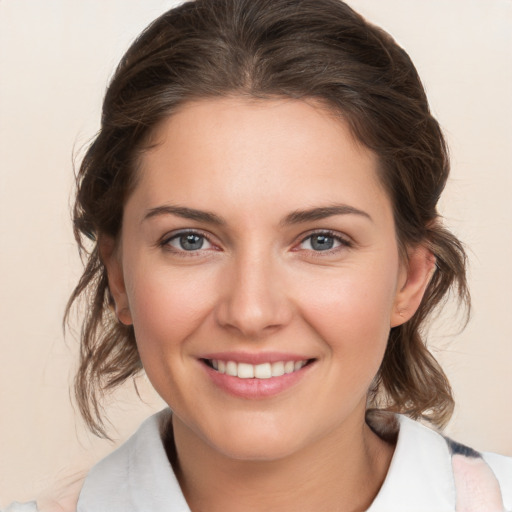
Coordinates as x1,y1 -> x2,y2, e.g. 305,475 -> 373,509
202,416 -> 313,462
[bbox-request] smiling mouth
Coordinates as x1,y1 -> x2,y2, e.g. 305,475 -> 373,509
202,359 -> 315,379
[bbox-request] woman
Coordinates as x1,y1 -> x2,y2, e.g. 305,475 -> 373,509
5,0 -> 511,510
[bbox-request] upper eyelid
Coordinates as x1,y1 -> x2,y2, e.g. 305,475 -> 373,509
159,229 -> 217,251
297,229 -> 352,245
162,228 -> 211,242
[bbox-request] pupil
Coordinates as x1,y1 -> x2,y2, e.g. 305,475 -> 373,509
180,234 -> 203,250
311,235 -> 334,251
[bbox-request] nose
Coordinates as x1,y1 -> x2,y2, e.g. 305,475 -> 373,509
214,249 -> 293,339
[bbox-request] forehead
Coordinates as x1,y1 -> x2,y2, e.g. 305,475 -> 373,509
131,97 -> 391,225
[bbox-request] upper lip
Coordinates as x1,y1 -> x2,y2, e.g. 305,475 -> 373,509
199,351 -> 314,365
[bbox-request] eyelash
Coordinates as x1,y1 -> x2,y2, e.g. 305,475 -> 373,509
159,229 -> 216,257
159,229 -> 353,257
296,229 -> 353,256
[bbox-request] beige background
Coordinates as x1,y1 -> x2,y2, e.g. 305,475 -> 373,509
0,0 -> 511,504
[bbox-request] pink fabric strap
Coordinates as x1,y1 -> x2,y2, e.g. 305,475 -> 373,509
452,454 -> 506,512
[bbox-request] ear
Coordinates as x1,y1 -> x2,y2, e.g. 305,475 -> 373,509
99,236 -> 133,326
390,245 -> 435,328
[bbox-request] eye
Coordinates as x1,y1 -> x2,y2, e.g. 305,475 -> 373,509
298,231 -> 351,252
164,231 -> 214,252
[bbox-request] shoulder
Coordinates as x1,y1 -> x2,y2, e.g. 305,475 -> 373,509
2,410 -> 175,512
1,472 -> 85,512
1,504 -> 38,512
77,408 -> 189,511
1,500 -> 78,512
482,451 -> 512,505
78,409 -> 171,499
367,411 -> 512,511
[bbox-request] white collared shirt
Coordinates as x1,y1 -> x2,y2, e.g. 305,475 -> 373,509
5,409 -> 512,511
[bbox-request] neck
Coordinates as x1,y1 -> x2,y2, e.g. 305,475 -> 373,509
169,409 -> 394,512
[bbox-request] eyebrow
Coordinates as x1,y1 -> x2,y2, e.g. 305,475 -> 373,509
280,204 -> 372,226
143,203 -> 372,226
143,205 -> 226,225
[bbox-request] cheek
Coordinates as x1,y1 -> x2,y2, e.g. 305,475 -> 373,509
125,265 -> 217,359
295,264 -> 398,363
124,264 -> 221,407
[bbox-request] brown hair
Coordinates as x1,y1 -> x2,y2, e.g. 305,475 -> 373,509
67,0 -> 469,437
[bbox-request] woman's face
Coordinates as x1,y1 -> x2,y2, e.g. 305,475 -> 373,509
106,97 -> 430,461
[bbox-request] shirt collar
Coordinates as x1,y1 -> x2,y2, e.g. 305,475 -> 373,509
78,409 -> 455,511
368,414 -> 455,511
77,409 -> 190,512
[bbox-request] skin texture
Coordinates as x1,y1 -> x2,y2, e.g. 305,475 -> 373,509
103,97 -> 435,511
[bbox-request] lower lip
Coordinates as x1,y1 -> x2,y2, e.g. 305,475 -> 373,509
202,361 -> 314,399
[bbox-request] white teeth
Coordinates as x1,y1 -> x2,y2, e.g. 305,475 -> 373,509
210,359 -> 308,378
226,361 -> 237,377
254,363 -> 272,379
284,361 -> 295,374
237,363 -> 254,379
271,361 -> 285,377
